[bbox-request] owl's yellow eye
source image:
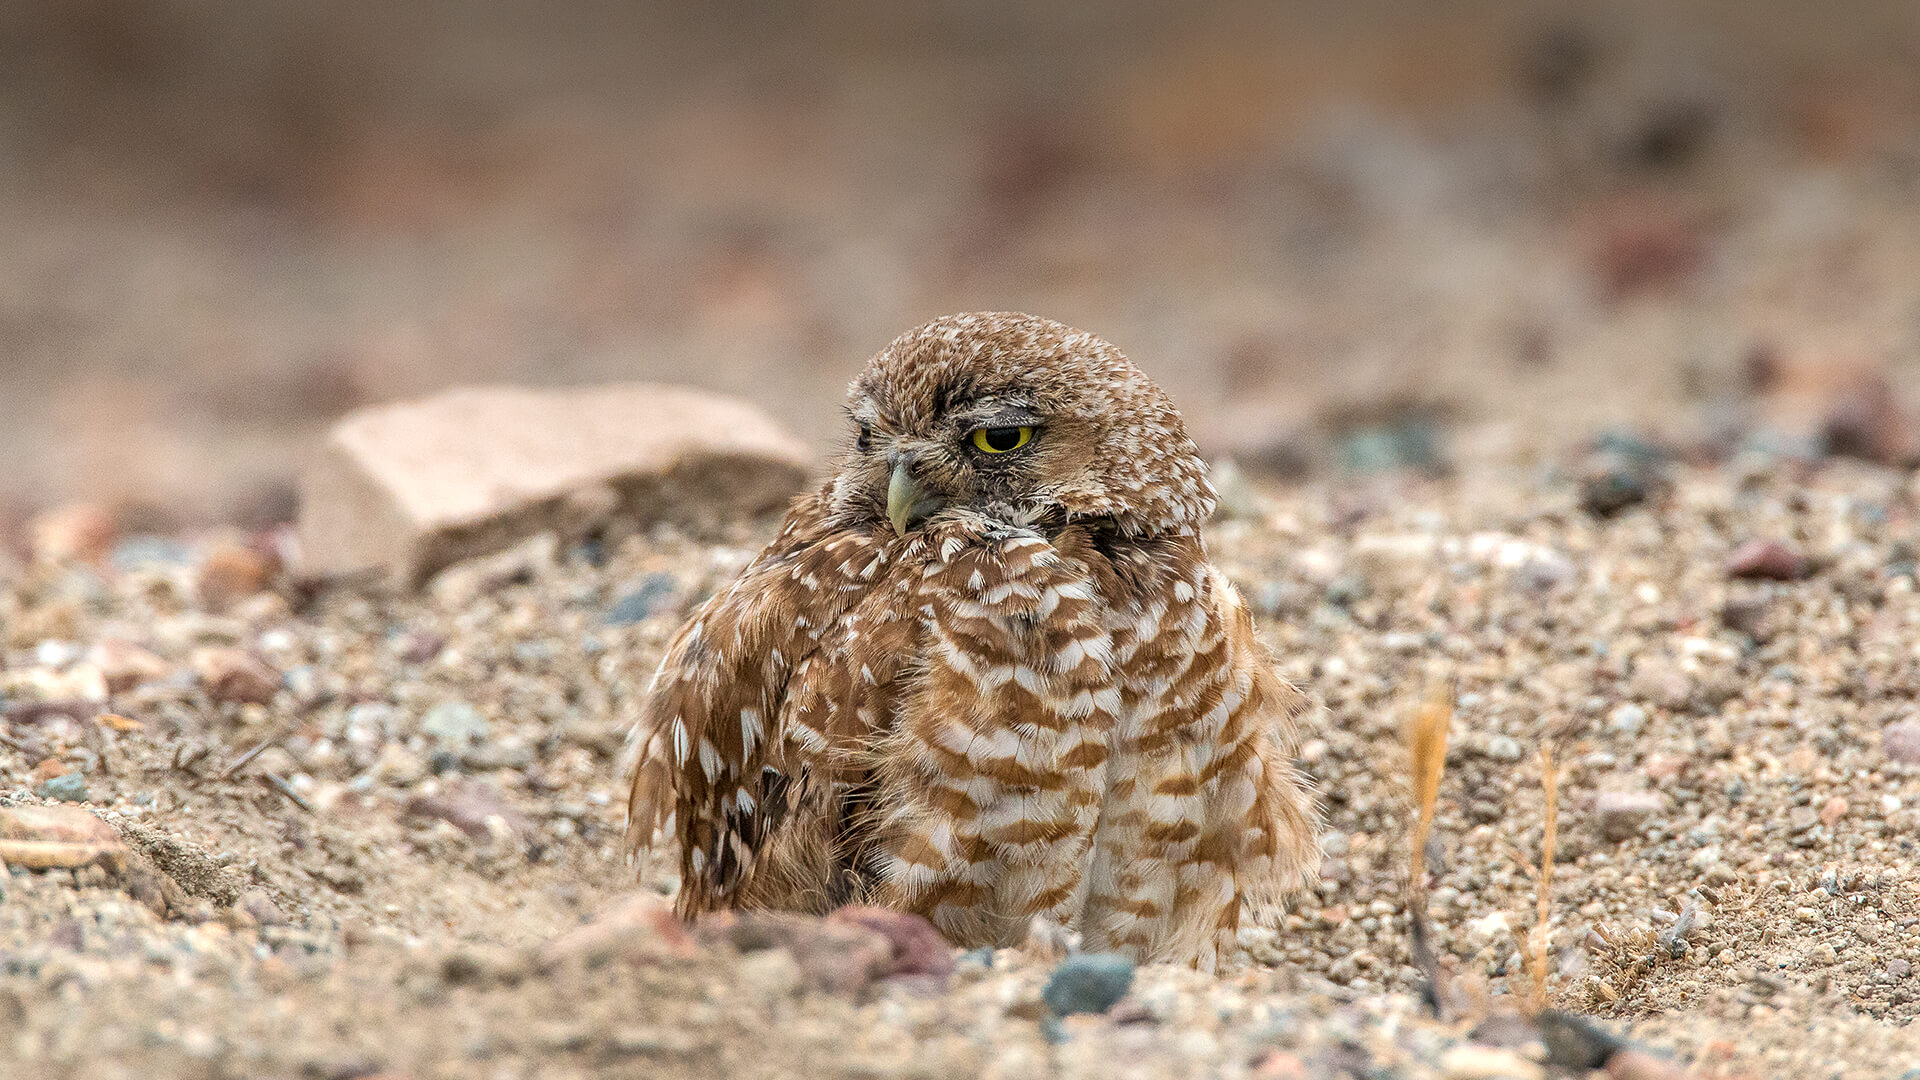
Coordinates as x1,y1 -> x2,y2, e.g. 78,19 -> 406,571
971,426 -> 1033,454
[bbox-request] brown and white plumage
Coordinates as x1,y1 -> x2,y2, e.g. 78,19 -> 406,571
624,312 -> 1317,968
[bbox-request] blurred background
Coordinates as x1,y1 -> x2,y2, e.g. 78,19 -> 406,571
3,0 -> 1920,531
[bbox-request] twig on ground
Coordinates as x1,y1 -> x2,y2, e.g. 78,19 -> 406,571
259,772 -> 313,813
217,739 -> 275,781
170,742 -> 213,778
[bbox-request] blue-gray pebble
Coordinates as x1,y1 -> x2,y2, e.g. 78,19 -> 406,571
606,573 -> 679,626
35,772 -> 89,803
1042,952 -> 1135,1016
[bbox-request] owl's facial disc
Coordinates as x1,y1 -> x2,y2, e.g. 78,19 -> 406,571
842,313 -> 1217,538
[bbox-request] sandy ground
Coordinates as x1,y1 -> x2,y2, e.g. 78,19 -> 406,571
4,450 -> 1920,1077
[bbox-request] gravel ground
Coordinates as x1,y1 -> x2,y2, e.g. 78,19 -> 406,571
4,451 -> 1920,1078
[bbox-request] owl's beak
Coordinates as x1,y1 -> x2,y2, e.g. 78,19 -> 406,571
886,458 -> 940,534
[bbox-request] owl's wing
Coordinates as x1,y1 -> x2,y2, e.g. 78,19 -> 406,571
1205,567 -> 1320,922
623,495 -> 889,914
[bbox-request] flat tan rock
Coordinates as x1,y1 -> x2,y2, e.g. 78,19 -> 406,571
0,805 -> 129,871
297,383 -> 812,585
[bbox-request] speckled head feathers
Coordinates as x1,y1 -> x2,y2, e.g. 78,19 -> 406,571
835,312 -> 1215,536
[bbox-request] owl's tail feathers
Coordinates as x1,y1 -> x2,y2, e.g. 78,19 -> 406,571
1242,754 -> 1322,913
620,721 -> 678,863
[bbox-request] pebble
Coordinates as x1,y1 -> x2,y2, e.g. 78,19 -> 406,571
1726,539 -> 1810,581
1576,433 -> 1670,518
1637,666 -> 1698,715
33,772 -> 89,803
196,542 -> 279,611
397,630 -> 446,664
1883,721 -> 1920,764
1594,791 -> 1663,842
404,780 -> 531,843
1042,953 -> 1135,1016
1467,911 -> 1511,943
29,503 -> 118,566
827,905 -> 955,981
1335,416 -> 1445,474
1440,1044 -> 1546,1080
109,535 -> 192,572
1484,735 -> 1524,762
88,637 -> 171,694
192,647 -> 283,705
421,701 -> 488,748
537,893 -> 697,971
605,573 -> 680,626
239,889 -> 290,927
1607,704 -> 1648,735
1719,594 -> 1772,638
0,805 -> 127,869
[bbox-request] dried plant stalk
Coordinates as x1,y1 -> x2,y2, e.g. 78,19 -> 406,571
1530,742 -> 1561,1014
1407,683 -> 1451,889
1405,682 -> 1452,1015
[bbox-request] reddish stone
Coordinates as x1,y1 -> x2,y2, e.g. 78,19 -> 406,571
28,503 -> 117,567
197,541 -> 280,611
1883,720 -> 1920,764
89,637 -> 170,694
828,905 -> 955,981
1725,539 -> 1809,582
1594,790 -> 1663,842
537,893 -> 697,971
192,647 -> 282,705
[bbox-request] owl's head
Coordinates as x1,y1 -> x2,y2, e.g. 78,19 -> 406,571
830,312 -> 1214,538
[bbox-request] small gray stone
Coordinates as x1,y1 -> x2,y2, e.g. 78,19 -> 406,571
606,573 -> 679,626
1594,790 -> 1662,842
1485,735 -> 1524,762
1889,958 -> 1912,979
1608,704 -> 1648,735
1042,952 -> 1135,1016
239,888 -> 289,927
1630,660 -> 1694,711
1884,721 -> 1920,764
1576,432 -> 1670,518
1324,574 -> 1369,608
422,702 -> 488,748
1516,551 -> 1576,592
33,772 -> 89,803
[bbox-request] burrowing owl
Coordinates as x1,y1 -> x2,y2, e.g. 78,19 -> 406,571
625,312 -> 1317,969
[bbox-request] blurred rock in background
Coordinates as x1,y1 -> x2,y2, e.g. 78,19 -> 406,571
2,0 -> 1919,533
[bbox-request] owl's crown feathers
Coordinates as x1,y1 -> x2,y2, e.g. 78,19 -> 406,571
830,312 -> 1215,538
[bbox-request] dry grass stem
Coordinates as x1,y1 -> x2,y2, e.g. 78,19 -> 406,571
1404,682 -> 1453,1015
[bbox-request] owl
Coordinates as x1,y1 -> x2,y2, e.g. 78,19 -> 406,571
624,312 -> 1318,969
